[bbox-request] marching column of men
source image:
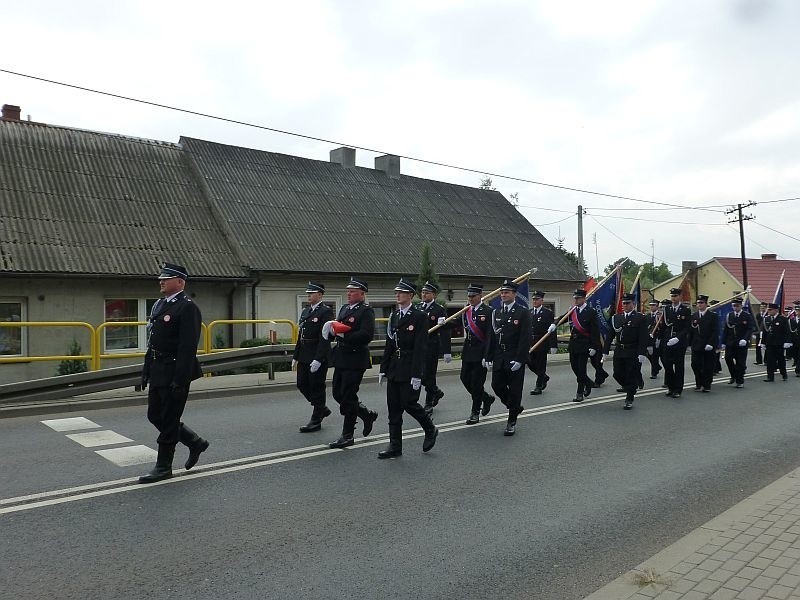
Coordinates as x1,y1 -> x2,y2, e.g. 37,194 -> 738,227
661,287 -> 692,398
788,301 -> 800,377
761,302 -> 791,382
461,284 -> 495,425
722,296 -> 755,389
564,288 -> 600,402
603,293 -> 648,409
688,295 -> 719,393
528,290 -> 558,396
416,281 -> 452,416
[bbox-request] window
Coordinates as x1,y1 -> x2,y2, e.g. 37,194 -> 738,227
103,298 -> 158,352
0,299 -> 25,356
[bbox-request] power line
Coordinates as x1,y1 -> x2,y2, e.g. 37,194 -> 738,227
587,214 -> 683,269
532,213 -> 575,227
584,211 -> 727,226
751,220 -> 800,243
0,67 -> 741,213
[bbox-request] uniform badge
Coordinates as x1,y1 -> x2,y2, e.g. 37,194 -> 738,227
163,315 -> 171,322
513,320 -> 519,325
480,316 -> 485,321
312,317 -> 318,322
348,317 -> 355,323
430,315 -> 436,321
408,325 -> 414,331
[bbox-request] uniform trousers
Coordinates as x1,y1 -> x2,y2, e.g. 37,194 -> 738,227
147,384 -> 201,447
724,345 -> 748,385
569,351 -> 592,394
296,362 -> 328,407
421,348 -> 442,403
332,368 -> 365,416
528,348 -> 549,388
690,350 -> 715,390
755,339 -> 763,364
591,351 -> 608,385
764,346 -> 787,379
460,360 -> 488,413
612,354 -> 641,396
490,366 -> 525,416
647,346 -> 662,377
386,381 -> 434,433
662,346 -> 686,393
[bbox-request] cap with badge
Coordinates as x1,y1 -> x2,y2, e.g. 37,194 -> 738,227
394,278 -> 417,294
305,281 -> 325,294
158,262 -> 188,280
346,276 -> 368,292
697,294 -> 709,303
421,281 -> 440,294
731,296 -> 743,305
466,283 -> 483,296
621,293 -> 636,302
531,290 -> 545,299
499,278 -> 519,292
649,299 -> 659,306
669,288 -> 682,296
768,303 -> 780,310
660,299 -> 671,306
572,288 -> 587,298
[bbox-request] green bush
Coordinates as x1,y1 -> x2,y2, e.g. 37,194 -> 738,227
239,337 -> 292,373
56,339 -> 88,376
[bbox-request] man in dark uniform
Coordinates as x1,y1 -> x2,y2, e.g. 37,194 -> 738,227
761,303 -> 791,382
416,281 -> 452,416
528,290 -> 558,396
485,278 -> 532,436
644,299 -> 663,379
709,300 -> 724,374
377,279 -> 439,459
293,281 -> 334,432
722,296 -> 755,389
754,302 -> 767,364
461,284 -> 495,425
324,277 -> 379,449
565,288 -> 600,402
139,262 -> 208,484
661,287 -> 692,398
688,295 -> 719,393
790,302 -> 800,376
603,293 -> 648,409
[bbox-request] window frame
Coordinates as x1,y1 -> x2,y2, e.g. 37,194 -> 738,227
0,297 -> 27,357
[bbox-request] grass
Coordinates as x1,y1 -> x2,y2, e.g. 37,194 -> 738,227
629,567 -> 673,588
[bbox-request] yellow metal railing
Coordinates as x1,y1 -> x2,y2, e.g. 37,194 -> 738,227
0,321 -> 96,368
205,319 -> 298,353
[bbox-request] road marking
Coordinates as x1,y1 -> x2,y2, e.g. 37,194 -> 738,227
65,430 -> 134,447
41,417 -> 100,432
95,445 -> 158,466
1,370 -> 774,515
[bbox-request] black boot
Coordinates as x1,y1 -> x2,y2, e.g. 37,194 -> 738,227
330,414 -> 356,448
623,392 -> 634,410
466,411 -> 480,424
422,427 -> 439,452
378,424 -> 403,459
185,438 -> 209,470
139,444 -> 175,483
299,406 -> 331,433
358,403 -> 379,437
431,389 -> 445,407
481,393 -> 495,416
504,417 -> 516,436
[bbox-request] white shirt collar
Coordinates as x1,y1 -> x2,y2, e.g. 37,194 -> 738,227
164,291 -> 181,302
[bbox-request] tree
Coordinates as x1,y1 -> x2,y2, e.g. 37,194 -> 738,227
56,338 -> 88,376
417,241 -> 439,297
555,238 -> 588,276
603,257 -> 674,292
478,176 -> 496,191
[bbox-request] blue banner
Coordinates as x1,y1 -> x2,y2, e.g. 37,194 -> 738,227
491,280 -> 530,311
773,272 -> 785,309
587,268 -> 621,344
714,298 -> 736,346
631,278 -> 642,312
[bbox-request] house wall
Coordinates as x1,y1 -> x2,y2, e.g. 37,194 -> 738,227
651,262 -> 757,306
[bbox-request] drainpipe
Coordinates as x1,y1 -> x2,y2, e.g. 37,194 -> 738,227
227,282 -> 238,348
250,272 -> 261,339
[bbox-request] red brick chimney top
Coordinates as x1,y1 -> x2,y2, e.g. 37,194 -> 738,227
761,253 -> 777,260
1,104 -> 21,120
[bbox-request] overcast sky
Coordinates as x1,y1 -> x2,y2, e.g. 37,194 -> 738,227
2,0 -> 799,278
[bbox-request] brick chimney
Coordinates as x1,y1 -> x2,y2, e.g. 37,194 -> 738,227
375,154 -> 400,179
1,104 -> 21,120
761,253 -> 777,260
330,147 -> 356,168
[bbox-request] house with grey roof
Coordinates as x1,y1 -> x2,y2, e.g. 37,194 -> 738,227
0,103 -> 581,383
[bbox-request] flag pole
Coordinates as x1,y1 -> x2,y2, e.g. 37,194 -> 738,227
630,265 -> 644,312
429,269 -> 532,334
529,261 -> 625,353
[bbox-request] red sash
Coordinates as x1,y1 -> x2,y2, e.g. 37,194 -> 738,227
465,306 -> 486,342
570,308 -> 590,338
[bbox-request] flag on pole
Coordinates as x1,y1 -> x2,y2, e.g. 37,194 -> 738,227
772,270 -> 785,309
713,298 -> 736,347
587,266 -> 622,344
631,277 -> 642,313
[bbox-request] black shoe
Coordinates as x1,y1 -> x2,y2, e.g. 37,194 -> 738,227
649,375 -> 658,379
423,428 -> 439,452
362,410 -> 378,437
727,378 -> 735,384
504,421 -> 516,436
139,444 -> 175,484
300,408 -> 329,433
583,385 -> 592,398
763,378 -> 774,382
736,383 -> 744,388
573,394 -> 584,402
466,412 -> 479,424
377,447 -> 402,459
701,388 -> 710,393
329,436 -> 354,449
616,387 -> 625,393
694,386 -> 702,392
755,361 -> 763,365
665,391 -> 673,397
541,375 -> 550,390
671,392 -> 682,398
481,394 -> 495,416
431,389 -> 445,407
139,466 -> 173,484
638,383 -> 644,390
623,400 -> 633,410
185,439 -> 209,470
783,375 -> 788,381
530,388 -> 543,395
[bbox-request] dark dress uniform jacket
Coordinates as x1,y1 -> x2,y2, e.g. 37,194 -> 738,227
723,310 -> 755,347
661,304 -> 692,349
330,302 -> 375,370
144,292 -> 203,387
762,315 -> 789,346
604,311 -> 649,357
645,311 -> 663,345
381,306 -> 428,382
417,301 -> 451,356
688,310 -> 719,351
462,303 -> 493,362
566,305 -> 600,354
293,303 -> 333,364
486,304 -> 532,370
530,306 -> 558,350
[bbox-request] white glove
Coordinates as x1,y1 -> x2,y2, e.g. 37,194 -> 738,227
720,344 -> 726,349
510,361 -> 522,372
667,337 -> 679,347
291,359 -> 298,371
589,348 -> 597,357
549,347 -> 557,355
378,372 -> 386,385
437,317 -> 446,326
646,346 -> 653,356
336,330 -> 345,338
481,359 -> 492,369
309,360 -> 321,373
760,344 -> 766,350
638,355 -> 646,365
443,353 -> 452,363
738,339 -> 747,347
784,342 -> 794,349
321,320 -> 334,340
547,324 -> 557,334
411,377 -> 422,390
603,353 -> 609,360
704,344 -> 713,352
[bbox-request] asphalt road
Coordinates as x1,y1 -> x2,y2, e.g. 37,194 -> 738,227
2,360 -> 800,600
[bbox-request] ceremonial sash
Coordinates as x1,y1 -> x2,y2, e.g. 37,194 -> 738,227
465,306 -> 486,342
570,309 -> 590,338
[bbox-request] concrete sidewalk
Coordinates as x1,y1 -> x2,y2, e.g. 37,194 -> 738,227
585,467 -> 800,600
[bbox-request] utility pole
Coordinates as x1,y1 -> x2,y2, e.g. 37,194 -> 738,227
726,201 -> 756,289
593,233 -> 600,277
577,205 -> 585,278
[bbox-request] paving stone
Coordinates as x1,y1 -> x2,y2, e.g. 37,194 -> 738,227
763,566 -> 788,579
764,584 -> 792,599
776,573 -> 800,588
685,552 -> 707,565
724,559 -> 750,572
761,549 -> 784,561
694,578 -> 723,594
684,568 -> 713,583
771,541 -> 792,552
682,591 -> 710,600
670,561 -> 695,575
734,587 -> 765,599
772,556 -> 796,569
740,566 -> 766,580
750,557 -> 774,569
701,559 -> 726,572
750,575 -> 778,590
709,588 -> 738,600
708,569 -> 738,583
725,576 -> 753,592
